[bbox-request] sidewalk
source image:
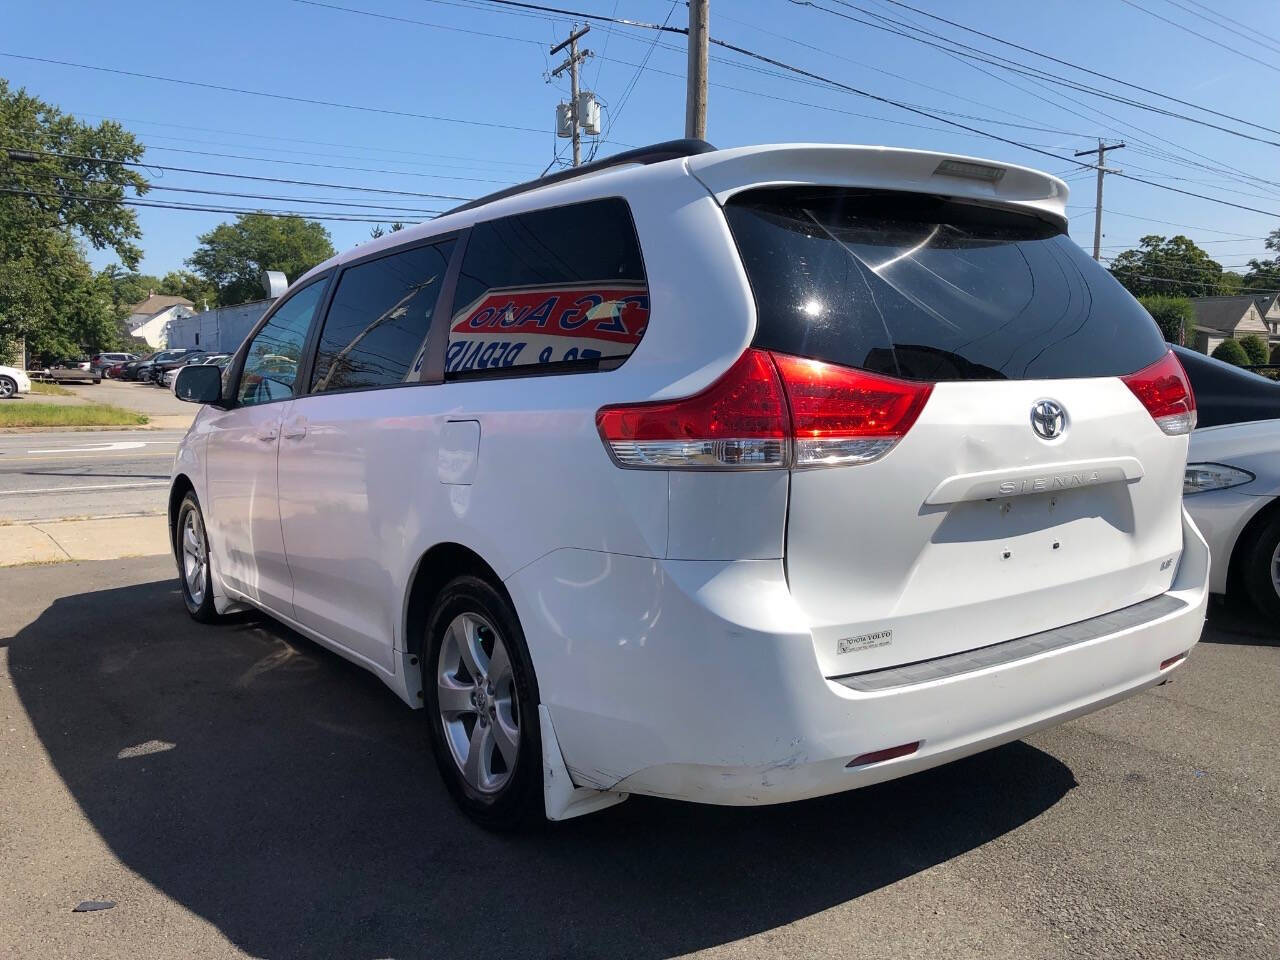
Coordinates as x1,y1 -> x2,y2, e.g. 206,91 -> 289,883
0,514 -> 170,566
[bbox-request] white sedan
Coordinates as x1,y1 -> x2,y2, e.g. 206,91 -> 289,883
1176,347 -> 1280,618
0,364 -> 32,399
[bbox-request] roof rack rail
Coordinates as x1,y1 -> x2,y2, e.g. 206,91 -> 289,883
443,138 -> 716,216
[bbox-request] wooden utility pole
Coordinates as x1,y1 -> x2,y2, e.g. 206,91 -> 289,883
1073,140 -> 1125,261
551,25 -> 592,166
685,0 -> 709,139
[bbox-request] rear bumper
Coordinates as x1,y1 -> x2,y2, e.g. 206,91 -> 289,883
507,509 -> 1208,807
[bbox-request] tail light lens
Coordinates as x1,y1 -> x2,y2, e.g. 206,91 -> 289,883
1122,350 -> 1196,436
771,353 -> 933,468
595,348 -> 788,469
596,350 -> 932,469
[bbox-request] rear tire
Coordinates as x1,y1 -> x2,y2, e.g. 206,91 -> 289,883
0,375 -> 15,399
175,492 -> 220,623
1240,511 -> 1280,621
423,575 -> 543,830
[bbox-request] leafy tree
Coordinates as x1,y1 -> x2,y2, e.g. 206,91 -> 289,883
0,78 -> 148,358
158,269 -> 215,310
187,214 -> 335,306
1239,334 -> 1270,366
368,222 -> 405,240
1137,294 -> 1194,345
1211,339 -> 1250,367
1109,235 -> 1229,298
1243,228 -> 1280,293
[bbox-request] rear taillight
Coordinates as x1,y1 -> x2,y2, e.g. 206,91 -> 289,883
596,350 -> 932,470
771,353 -> 933,468
595,348 -> 788,469
1122,350 -> 1196,436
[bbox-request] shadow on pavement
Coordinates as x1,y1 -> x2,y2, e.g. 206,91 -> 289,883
10,575 -> 1077,960
1202,593 -> 1279,646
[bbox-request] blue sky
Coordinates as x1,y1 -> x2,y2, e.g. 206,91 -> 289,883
4,0 -> 1279,286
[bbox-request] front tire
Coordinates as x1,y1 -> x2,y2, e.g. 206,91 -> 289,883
175,492 -> 220,623
423,576 -> 543,829
0,375 -> 15,399
1240,511 -> 1280,621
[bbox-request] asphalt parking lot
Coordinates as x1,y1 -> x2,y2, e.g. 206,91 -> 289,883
2,557 -> 1277,960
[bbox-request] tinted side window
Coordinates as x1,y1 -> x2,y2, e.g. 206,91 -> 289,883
310,241 -> 454,393
447,197 -> 648,377
237,279 -> 327,406
726,187 -> 1167,381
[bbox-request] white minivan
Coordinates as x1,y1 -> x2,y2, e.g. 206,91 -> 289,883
170,141 -> 1209,828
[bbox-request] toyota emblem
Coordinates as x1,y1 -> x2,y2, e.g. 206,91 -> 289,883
1031,399 -> 1066,440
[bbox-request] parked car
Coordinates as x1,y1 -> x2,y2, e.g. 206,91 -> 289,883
0,363 -> 32,399
1176,347 -> 1280,618
34,359 -> 100,384
120,353 -> 157,381
91,352 -> 137,377
152,350 -> 207,386
168,141 -> 1208,828
164,353 -> 229,388
136,348 -> 192,383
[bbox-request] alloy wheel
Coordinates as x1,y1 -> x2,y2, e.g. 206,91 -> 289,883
0,377 -> 14,399
436,612 -> 521,794
181,508 -> 207,606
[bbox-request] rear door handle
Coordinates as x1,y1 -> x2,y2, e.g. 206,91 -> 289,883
282,416 -> 308,440
256,427 -> 279,442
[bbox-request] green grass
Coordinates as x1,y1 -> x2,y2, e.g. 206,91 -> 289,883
29,381 -> 75,396
0,403 -> 148,428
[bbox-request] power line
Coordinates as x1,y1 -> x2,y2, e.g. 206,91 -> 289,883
0,185 -> 420,224
604,1 -> 677,139
4,147 -> 474,200
870,0 -> 1280,135
0,51 -> 554,136
137,143 -> 511,185
799,1 -> 1280,147
1156,0 -> 1280,56
1117,0 -> 1280,73
1178,0 -> 1280,48
13,170 -> 443,215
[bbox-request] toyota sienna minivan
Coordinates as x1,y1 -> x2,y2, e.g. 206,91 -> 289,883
170,140 -> 1209,828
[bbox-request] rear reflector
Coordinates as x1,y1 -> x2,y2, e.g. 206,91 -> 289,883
847,741 -> 920,768
1160,651 -> 1188,670
597,350 -> 932,470
1122,350 -> 1196,436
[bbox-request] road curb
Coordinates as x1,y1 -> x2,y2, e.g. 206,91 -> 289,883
0,515 -> 171,567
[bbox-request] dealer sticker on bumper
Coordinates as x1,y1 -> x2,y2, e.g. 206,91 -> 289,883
837,629 -> 893,656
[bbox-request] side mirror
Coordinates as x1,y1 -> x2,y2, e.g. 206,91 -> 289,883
174,363 -> 224,405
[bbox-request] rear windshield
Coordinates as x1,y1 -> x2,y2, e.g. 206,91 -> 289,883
725,187 -> 1167,381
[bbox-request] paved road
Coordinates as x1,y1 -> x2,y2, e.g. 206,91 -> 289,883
0,430 -> 185,522
1,556 -> 1276,960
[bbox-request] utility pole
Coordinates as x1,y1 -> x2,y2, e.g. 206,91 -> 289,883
551,25 -> 592,166
685,0 -> 709,139
1073,139 -> 1124,261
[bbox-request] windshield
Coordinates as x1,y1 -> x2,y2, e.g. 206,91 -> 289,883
725,187 -> 1168,381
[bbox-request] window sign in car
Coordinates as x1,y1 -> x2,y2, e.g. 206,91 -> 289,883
237,279 -> 327,406
311,241 -> 454,393
447,198 -> 649,377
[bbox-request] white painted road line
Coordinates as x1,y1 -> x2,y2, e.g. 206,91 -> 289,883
25,440 -> 179,454
1,481 -> 170,496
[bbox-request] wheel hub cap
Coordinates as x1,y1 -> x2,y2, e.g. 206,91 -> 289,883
436,612 -> 520,794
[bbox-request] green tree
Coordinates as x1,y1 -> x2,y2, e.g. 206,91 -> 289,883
1243,228 -> 1280,293
1239,334 -> 1270,366
0,78 -> 148,358
187,214 -> 335,306
1137,294 -> 1194,345
1109,235 -> 1229,298
1212,339 -> 1250,367
158,269 -> 215,310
